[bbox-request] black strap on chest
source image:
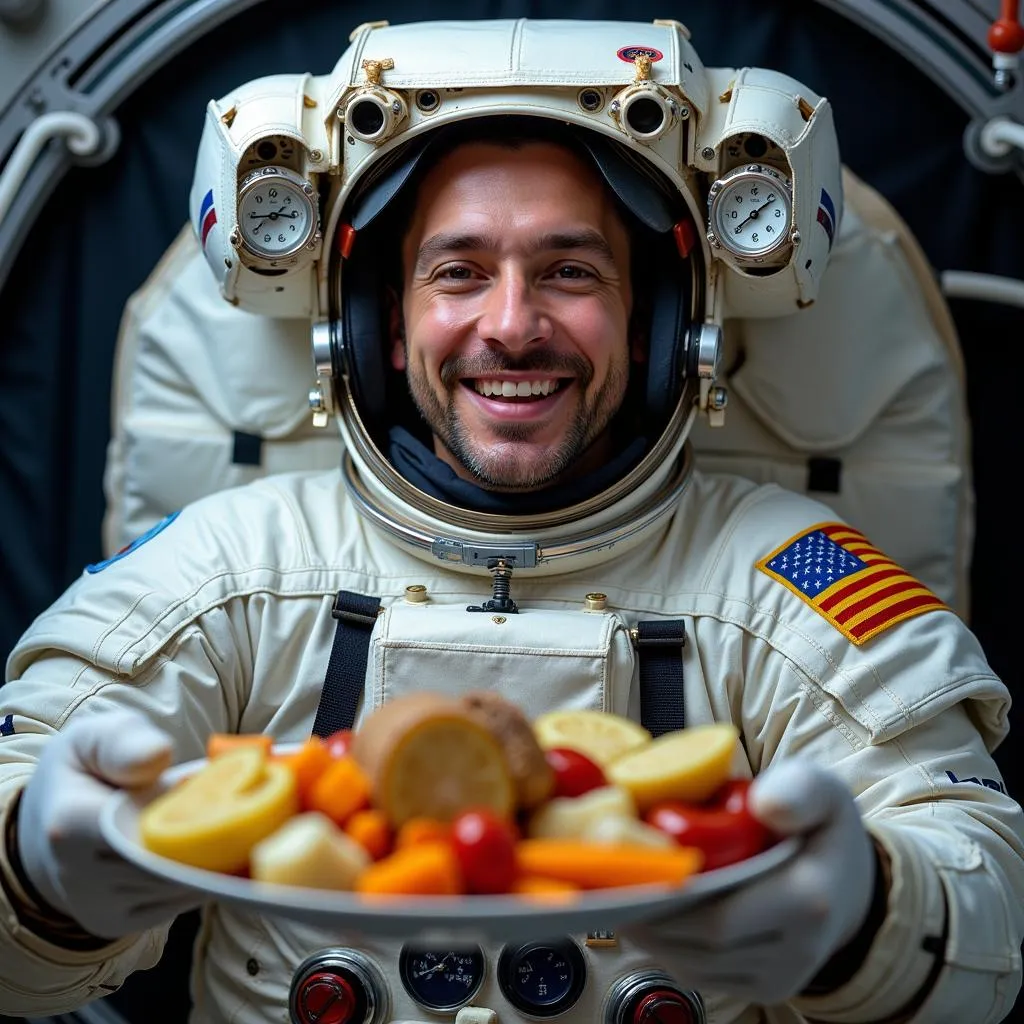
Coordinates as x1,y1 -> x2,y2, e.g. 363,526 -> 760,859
313,593 -> 687,739
311,590 -> 382,738
636,619 -> 687,737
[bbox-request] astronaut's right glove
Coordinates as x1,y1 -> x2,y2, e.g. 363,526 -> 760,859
14,708 -> 202,940
623,760 -> 882,1006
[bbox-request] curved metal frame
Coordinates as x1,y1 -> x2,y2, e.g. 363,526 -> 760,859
0,0 -> 1021,296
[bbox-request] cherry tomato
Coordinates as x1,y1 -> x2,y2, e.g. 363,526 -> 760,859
544,747 -> 607,799
451,809 -> 519,894
644,783 -> 772,872
715,778 -> 757,813
324,729 -> 353,760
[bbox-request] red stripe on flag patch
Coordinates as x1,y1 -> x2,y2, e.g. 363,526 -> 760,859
756,521 -> 949,645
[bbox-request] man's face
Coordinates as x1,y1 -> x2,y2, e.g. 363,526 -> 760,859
393,140 -> 637,491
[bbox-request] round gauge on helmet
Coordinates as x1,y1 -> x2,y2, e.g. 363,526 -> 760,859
398,943 -> 485,1012
707,163 -> 793,263
496,938 -> 587,1017
236,165 -> 318,261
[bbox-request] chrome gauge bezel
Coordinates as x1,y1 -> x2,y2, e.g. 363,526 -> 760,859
706,162 -> 794,264
235,164 -> 319,264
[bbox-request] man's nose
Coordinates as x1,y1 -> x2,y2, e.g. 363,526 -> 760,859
475,271 -> 552,351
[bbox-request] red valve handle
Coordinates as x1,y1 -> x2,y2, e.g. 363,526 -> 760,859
989,0 -> 1024,54
294,971 -> 357,1024
632,988 -> 698,1024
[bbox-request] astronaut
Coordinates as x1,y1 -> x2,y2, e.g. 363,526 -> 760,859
0,16 -> 1022,1024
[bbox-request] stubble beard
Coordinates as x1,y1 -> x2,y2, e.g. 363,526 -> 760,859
405,350 -> 628,491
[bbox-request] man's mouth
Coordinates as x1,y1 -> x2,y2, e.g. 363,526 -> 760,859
467,378 -> 566,401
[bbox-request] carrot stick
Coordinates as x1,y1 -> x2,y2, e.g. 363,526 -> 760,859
514,839 -> 703,889
206,734 -> 274,760
345,809 -> 393,860
355,841 -> 463,896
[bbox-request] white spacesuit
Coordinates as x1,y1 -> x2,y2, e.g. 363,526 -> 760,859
0,17 -> 1021,1024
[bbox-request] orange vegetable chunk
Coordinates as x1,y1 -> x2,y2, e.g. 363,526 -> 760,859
345,809 -> 393,860
395,817 -> 452,849
355,841 -> 463,896
514,839 -> 703,889
278,738 -> 334,808
306,756 -> 372,827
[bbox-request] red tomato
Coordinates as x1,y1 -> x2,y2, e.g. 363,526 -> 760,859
644,783 -> 772,872
324,729 -> 353,760
451,809 -> 519,894
544,747 -> 607,798
715,778 -> 757,813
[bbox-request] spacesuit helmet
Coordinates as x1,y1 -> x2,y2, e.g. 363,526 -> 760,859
189,18 -> 843,574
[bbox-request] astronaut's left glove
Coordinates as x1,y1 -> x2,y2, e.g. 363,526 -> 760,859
622,759 -> 882,1005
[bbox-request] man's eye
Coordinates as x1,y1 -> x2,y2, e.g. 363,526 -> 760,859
554,265 -> 592,280
438,265 -> 474,280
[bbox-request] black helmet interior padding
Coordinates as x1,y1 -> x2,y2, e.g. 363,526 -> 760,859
334,117 -> 697,438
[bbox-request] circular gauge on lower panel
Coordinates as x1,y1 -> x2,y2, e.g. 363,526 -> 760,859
497,938 -> 587,1017
399,943 -> 486,1013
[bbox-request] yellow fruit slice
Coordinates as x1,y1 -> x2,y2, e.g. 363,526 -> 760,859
605,723 -> 740,809
532,710 -> 651,767
140,746 -> 299,873
352,694 -> 515,828
379,717 -> 514,827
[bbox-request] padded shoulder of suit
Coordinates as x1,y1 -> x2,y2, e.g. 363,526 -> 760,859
7,472 -> 338,681
696,484 -> 1008,749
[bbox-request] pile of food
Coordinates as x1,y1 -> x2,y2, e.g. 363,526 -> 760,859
138,692 -> 774,897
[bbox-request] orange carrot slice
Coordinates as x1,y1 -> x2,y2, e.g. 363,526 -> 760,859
345,809 -> 393,860
355,841 -> 463,896
514,839 -> 703,889
306,756 -> 372,827
395,817 -> 452,849
276,738 -> 334,808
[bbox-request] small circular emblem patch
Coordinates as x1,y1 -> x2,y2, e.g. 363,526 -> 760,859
617,45 -> 664,63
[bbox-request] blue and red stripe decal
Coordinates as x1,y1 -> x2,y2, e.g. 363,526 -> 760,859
816,188 -> 836,250
199,189 -> 217,249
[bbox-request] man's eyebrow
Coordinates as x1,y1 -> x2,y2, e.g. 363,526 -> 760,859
413,229 -> 618,274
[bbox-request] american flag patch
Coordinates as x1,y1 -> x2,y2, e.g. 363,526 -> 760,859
757,522 -> 948,645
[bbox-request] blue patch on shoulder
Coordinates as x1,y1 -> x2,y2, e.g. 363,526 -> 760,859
86,511 -> 181,574
0,714 -> 14,736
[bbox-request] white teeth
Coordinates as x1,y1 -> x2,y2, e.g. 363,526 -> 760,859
474,379 -> 560,397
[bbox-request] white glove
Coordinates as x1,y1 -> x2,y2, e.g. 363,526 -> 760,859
16,708 -> 202,940
623,760 -> 878,1005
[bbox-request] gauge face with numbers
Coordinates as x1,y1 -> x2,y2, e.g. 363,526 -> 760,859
399,944 -> 486,1011
707,163 -> 793,261
497,939 -> 587,1017
237,166 -> 318,261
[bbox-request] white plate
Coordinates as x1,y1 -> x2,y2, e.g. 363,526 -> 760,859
99,751 -> 801,943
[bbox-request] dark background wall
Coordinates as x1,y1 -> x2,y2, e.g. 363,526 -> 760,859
0,0 -> 1021,1020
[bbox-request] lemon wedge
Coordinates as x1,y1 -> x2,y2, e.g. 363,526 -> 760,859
139,746 -> 299,873
532,710 -> 651,767
605,723 -> 740,809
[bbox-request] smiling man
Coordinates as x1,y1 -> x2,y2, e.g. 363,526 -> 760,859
1,18 -> 1022,1024
394,138 -> 635,491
